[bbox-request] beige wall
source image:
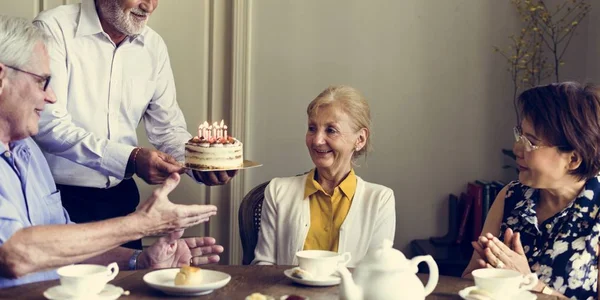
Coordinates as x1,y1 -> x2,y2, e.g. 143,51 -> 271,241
245,0 -> 590,252
585,4 -> 600,81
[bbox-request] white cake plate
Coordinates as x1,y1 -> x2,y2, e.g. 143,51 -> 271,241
185,160 -> 263,172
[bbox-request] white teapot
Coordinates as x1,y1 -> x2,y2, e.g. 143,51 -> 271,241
338,240 -> 439,300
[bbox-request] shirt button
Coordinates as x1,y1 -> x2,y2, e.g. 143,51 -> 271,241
3,151 -> 10,158
545,224 -> 552,230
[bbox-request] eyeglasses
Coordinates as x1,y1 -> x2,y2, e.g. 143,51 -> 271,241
513,126 -> 567,152
5,65 -> 51,91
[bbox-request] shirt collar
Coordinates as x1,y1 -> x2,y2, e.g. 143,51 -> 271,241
76,0 -> 147,44
0,139 -> 29,157
303,168 -> 357,199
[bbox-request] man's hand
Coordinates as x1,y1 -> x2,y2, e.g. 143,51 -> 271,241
139,230 -> 224,269
192,170 -> 238,186
134,173 -> 217,236
135,148 -> 185,184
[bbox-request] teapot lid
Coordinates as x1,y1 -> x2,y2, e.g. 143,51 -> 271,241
360,239 -> 410,271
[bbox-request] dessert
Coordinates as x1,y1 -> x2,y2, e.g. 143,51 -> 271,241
245,292 -> 274,300
291,267 -> 313,280
174,266 -> 203,286
185,120 -> 243,170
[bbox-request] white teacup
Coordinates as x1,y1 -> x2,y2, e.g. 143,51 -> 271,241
295,250 -> 351,279
56,262 -> 119,296
472,268 -> 538,297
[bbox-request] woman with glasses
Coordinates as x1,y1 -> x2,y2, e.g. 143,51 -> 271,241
462,82 -> 600,299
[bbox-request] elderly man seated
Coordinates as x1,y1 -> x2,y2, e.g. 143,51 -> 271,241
0,15 -> 222,288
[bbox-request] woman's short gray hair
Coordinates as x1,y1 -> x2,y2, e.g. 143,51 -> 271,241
0,15 -> 48,69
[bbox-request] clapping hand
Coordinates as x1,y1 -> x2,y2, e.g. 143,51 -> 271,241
139,230 -> 224,269
134,173 -> 218,236
472,229 -> 531,275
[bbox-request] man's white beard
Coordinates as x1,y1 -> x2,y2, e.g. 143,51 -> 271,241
100,1 -> 147,35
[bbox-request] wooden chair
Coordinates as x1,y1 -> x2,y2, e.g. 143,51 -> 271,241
238,180 -> 271,265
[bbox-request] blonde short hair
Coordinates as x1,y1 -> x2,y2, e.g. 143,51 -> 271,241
306,85 -> 372,160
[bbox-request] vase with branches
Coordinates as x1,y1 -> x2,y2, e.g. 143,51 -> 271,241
494,0 -> 591,172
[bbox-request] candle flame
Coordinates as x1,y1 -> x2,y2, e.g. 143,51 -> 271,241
220,119 -> 224,127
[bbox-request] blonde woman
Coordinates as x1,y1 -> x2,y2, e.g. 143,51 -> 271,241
252,85 -> 396,267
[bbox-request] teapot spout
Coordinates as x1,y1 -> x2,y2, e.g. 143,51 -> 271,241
337,266 -> 362,300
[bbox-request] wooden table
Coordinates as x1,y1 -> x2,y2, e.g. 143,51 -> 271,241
0,265 -> 559,299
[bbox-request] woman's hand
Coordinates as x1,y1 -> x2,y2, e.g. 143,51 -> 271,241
479,230 -> 531,275
471,228 -> 516,268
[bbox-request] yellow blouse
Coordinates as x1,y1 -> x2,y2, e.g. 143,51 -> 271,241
303,168 -> 357,251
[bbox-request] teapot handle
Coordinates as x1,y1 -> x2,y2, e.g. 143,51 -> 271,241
410,255 -> 438,296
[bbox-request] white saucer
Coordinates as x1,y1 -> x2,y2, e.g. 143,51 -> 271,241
283,268 -> 340,287
143,268 -> 231,296
458,286 -> 537,300
43,283 -> 124,300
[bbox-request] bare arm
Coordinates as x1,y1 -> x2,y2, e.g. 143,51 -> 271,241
462,185 -> 508,278
0,173 -> 216,278
0,215 -> 143,278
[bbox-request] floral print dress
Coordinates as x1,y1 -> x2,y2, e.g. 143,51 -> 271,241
499,177 -> 600,300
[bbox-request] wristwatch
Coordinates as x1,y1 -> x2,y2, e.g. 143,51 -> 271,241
128,250 -> 143,270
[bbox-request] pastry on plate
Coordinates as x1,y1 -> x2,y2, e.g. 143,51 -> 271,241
245,292 -> 274,300
174,266 -> 203,286
290,267 -> 313,280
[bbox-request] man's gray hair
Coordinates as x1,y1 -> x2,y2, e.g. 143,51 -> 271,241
0,15 -> 48,69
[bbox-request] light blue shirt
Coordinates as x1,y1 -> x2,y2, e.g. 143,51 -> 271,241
0,138 -> 71,288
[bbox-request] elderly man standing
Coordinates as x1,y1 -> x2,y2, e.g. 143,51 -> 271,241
32,0 -> 236,250
0,15 -> 223,288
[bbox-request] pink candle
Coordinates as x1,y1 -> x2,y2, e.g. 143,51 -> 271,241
197,124 -> 202,138
212,122 -> 217,138
208,125 -> 213,139
223,125 -> 228,138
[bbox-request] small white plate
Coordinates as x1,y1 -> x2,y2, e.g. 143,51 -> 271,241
43,283 -> 124,300
458,286 -> 536,300
143,268 -> 231,296
283,268 -> 340,287
185,160 -> 263,172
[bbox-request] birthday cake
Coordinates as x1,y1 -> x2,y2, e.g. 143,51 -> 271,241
185,120 -> 244,170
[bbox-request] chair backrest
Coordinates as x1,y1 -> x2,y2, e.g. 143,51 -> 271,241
238,180 -> 271,265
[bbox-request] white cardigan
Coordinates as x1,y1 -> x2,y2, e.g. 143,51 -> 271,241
252,173 -> 396,267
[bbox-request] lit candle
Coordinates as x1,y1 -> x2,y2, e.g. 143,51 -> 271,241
208,125 -> 213,139
220,120 -> 224,139
203,121 -> 209,139
223,125 -> 228,138
197,124 -> 202,139
212,122 -> 218,138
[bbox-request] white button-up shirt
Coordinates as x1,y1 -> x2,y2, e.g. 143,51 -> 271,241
33,0 -> 192,188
